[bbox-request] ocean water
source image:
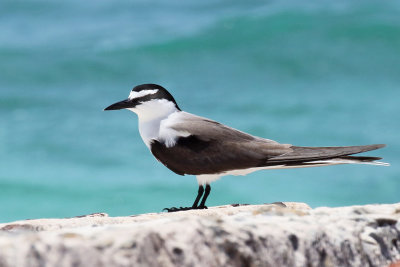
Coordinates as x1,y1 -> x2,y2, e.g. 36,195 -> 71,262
0,0 -> 399,223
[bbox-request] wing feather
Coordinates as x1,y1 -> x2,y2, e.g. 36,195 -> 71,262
152,112 -> 386,175
268,144 -> 386,163
152,112 -> 292,175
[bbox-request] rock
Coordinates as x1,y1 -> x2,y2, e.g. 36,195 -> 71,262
0,202 -> 399,267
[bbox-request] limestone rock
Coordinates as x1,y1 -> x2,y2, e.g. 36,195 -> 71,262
0,202 -> 399,267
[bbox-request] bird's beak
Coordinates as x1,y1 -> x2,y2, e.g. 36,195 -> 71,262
104,99 -> 133,111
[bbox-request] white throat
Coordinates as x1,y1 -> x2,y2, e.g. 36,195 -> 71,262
127,99 -> 180,148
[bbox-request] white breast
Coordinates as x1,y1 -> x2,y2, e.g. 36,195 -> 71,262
128,99 -> 189,148
138,118 -> 164,148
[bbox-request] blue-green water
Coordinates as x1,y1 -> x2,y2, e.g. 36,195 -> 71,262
1,0 -> 399,223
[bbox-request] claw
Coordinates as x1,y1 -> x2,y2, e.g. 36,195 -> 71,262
163,207 -> 193,212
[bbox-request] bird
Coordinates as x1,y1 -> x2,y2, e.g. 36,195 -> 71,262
104,83 -> 388,212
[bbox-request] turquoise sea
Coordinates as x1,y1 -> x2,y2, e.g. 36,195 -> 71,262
1,0 -> 399,223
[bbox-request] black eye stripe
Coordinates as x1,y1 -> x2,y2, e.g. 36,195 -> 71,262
136,95 -> 181,111
131,85 -> 181,111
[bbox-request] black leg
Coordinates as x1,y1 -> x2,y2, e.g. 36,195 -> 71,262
191,185 -> 204,208
163,185 -> 205,212
198,184 -> 211,209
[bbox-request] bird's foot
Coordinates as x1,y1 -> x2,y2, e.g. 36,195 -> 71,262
163,206 -> 208,212
163,207 -> 193,212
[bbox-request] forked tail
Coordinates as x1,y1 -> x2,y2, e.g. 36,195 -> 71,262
266,144 -> 389,167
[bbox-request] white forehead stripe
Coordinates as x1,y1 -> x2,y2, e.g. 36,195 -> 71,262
128,89 -> 159,100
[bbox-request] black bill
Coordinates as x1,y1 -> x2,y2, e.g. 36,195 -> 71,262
104,99 -> 133,111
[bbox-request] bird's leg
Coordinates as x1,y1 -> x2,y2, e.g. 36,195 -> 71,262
197,184 -> 211,209
163,185 -> 205,212
191,185 -> 204,208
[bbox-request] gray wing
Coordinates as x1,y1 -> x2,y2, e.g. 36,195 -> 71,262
151,112 -> 386,175
170,112 -> 281,143
268,144 -> 386,163
151,112 -> 292,175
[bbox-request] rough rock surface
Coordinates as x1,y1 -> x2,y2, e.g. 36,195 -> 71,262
0,202 -> 399,267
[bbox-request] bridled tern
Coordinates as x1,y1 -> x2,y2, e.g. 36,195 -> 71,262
104,84 -> 388,212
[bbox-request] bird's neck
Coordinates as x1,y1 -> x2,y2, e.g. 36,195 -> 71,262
128,99 -> 180,148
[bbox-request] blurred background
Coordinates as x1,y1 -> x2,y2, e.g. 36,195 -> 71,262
0,0 -> 399,223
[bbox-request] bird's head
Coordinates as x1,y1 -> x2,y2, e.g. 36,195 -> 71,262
104,84 -> 181,120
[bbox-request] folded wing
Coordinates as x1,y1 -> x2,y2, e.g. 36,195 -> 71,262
151,112 -> 387,175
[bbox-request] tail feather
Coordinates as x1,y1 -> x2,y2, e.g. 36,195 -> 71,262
339,156 -> 382,161
266,144 -> 388,166
308,156 -> 390,167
